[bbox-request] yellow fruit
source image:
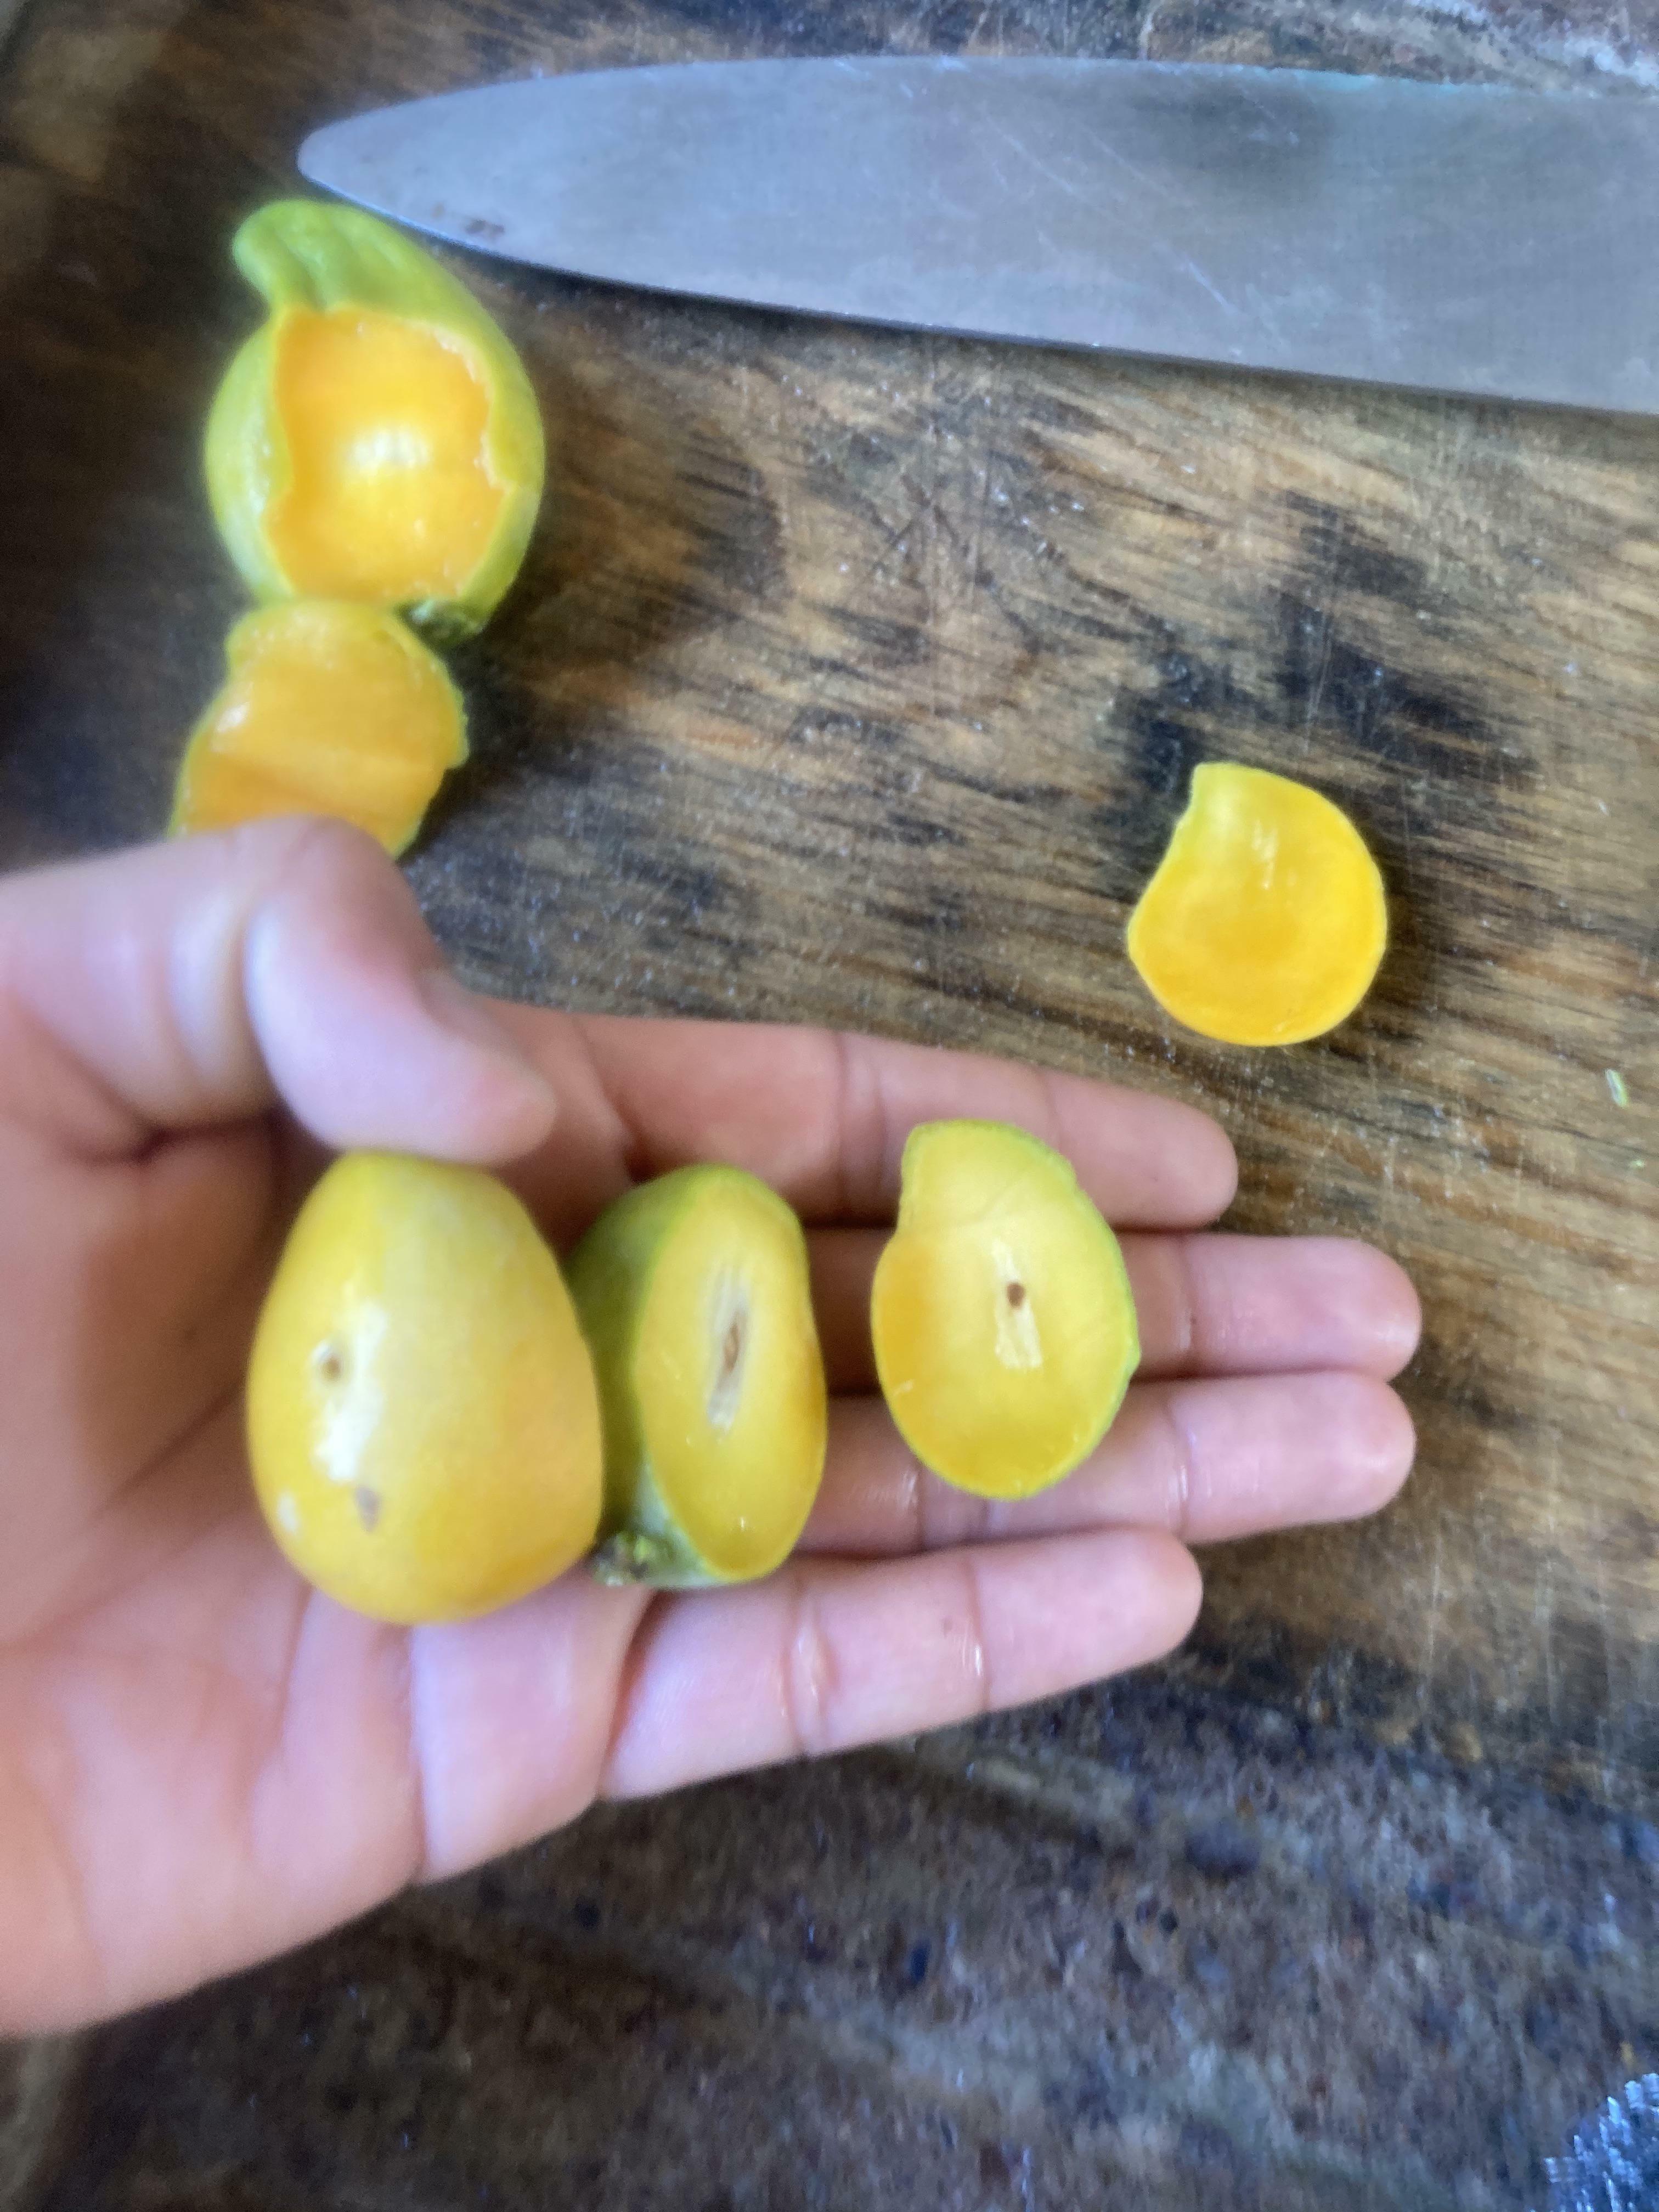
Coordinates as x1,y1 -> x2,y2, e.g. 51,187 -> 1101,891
247,1153 -> 602,1624
568,1166 -> 828,1587
206,201 -> 544,641
169,600 -> 466,855
871,1120 -> 1138,1500
1127,762 -> 1387,1047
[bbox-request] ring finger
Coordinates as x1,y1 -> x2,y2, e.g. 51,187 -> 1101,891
800,1369 -> 1416,1555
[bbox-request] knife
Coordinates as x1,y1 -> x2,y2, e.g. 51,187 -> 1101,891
299,58 -> 1659,415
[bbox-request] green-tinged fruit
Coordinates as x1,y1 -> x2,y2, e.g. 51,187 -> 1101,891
569,1166 -> 828,1589
206,200 -> 544,641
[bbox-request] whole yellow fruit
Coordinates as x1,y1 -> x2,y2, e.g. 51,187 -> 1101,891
247,1152 -> 602,1624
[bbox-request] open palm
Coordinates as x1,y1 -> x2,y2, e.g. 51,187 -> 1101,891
0,820 -> 1418,2034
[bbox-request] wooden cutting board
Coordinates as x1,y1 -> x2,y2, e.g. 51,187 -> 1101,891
2,0 -> 1655,1804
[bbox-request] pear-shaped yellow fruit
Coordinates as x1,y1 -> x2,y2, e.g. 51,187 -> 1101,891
247,1153 -> 601,1624
170,601 -> 467,855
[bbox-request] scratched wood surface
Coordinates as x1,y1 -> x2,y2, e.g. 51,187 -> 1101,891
1,0 -> 1656,1818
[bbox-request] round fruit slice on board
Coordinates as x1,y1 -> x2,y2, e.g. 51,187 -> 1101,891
1127,762 -> 1387,1047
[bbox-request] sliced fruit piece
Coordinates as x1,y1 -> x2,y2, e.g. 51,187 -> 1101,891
568,1166 -> 828,1588
870,1120 -> 1138,1500
1127,762 -> 1387,1047
169,600 -> 466,855
247,1152 -> 602,1624
206,200 -> 544,640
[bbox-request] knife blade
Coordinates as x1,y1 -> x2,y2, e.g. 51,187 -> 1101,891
299,58 -> 1659,415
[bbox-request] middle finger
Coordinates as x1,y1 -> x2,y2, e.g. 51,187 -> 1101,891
809,1229 -> 1421,1391
800,1370 -> 1416,1556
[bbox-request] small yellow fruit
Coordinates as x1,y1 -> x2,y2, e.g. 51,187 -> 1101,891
568,1166 -> 828,1587
871,1120 -> 1139,1500
247,1153 -> 602,1624
206,201 -> 545,641
170,601 -> 467,855
1126,762 -> 1387,1047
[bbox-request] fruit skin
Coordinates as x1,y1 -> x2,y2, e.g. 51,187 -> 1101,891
1126,761 -> 1387,1048
206,200 -> 545,641
168,600 -> 467,856
247,1153 -> 602,1625
871,1119 -> 1139,1501
568,1166 -> 828,1589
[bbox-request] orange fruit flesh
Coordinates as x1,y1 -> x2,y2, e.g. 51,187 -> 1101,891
267,305 -> 506,605
1127,763 -> 1386,1047
171,601 -> 465,855
871,1122 -> 1138,1500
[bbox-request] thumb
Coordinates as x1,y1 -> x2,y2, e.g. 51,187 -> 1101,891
0,817 -> 558,1162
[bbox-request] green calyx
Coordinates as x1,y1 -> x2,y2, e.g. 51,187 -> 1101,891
590,1529 -> 689,1588
205,199 -> 545,642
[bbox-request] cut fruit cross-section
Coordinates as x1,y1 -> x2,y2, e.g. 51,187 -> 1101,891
170,600 -> 467,855
871,1120 -> 1139,1500
1127,763 -> 1387,1047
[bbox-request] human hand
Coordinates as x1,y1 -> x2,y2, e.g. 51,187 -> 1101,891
0,820 -> 1418,2033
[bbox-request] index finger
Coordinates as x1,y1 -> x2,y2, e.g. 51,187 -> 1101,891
514,1015 -> 1238,1230
0,821 -> 557,1163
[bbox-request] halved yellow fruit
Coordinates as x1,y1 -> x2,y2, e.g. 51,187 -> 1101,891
247,1153 -> 603,1625
170,600 -> 467,855
568,1166 -> 828,1587
1127,763 -> 1386,1047
206,201 -> 544,641
871,1120 -> 1139,1500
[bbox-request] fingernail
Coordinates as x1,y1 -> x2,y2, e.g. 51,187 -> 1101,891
419,969 -> 557,1107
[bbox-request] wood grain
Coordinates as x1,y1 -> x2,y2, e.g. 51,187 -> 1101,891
1,0 -> 1656,1804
